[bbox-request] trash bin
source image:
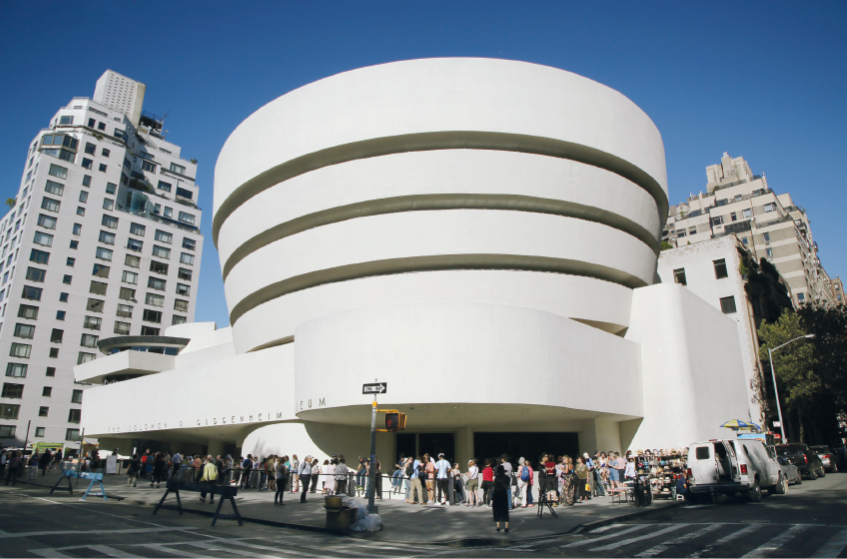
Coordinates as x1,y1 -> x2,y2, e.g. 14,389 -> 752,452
325,496 -> 355,530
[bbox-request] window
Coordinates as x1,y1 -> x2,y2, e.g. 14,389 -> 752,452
172,315 -> 187,325
126,238 -> 143,252
71,389 -> 83,404
119,287 -> 135,301
98,163 -> 107,173
25,267 -> 46,282
178,268 -> 193,281
182,238 -> 196,251
42,386 -> 52,397
130,223 -> 146,236
49,347 -> 59,358
59,292 -> 69,302
48,164 -> 68,179
62,274 -> 72,284
148,277 -> 166,291
122,271 -> 138,285
152,246 -> 171,259
98,231 -> 115,245
41,197 -> 61,212
33,231 -> 53,247
66,429 -> 80,441
176,283 -> 191,296
114,321 -> 131,335
742,208 -> 752,219
97,122 -> 105,131
102,148 -> 110,157
763,203 -> 777,213
77,352 -> 96,364
150,261 -> 168,275
174,299 -> 189,312
143,309 -> 162,323
711,216 -> 723,226
80,334 -> 98,348
141,160 -> 156,172
95,247 -> 113,261
141,326 -> 160,336
87,118 -> 96,128
719,296 -> 737,314
60,115 -> 74,125
103,198 -> 114,211
84,142 -> 96,155
145,293 -> 164,307
713,259 -> 728,279
30,249 -> 50,264
37,214 -> 57,229
106,182 -> 117,195
89,281 -> 108,295
798,292 -> 806,303
83,316 -> 101,330
164,207 -> 173,218
82,158 -> 93,170
157,180 -> 172,192
154,230 -> 172,244
50,328 -> 64,343
9,343 -> 31,358
35,427 -> 45,437
72,223 -> 82,236
86,298 -> 104,313
82,174 -> 91,187
22,285 -> 42,301
18,305 -> 38,319
39,406 -> 49,416
116,304 -> 133,318
45,180 -> 64,196
5,363 -> 27,377
176,187 -> 193,200
170,163 -> 186,174
178,212 -> 195,225
0,405 -> 20,420
673,268 -> 687,286
125,254 -> 140,268
179,253 -> 195,266
92,264 -> 110,278
56,310 -> 65,321
677,230 -> 686,238
688,227 -> 696,235
730,212 -> 737,222
102,215 -> 118,229
2,383 -> 24,398
763,232 -> 771,245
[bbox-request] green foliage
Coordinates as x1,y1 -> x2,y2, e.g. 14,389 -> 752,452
5,198 -> 15,208
660,241 -> 674,251
798,304 -> 847,414
738,261 -> 749,276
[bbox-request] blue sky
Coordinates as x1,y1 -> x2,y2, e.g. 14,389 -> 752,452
0,1 -> 844,327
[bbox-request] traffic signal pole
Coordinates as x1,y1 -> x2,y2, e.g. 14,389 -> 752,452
368,399 -> 378,514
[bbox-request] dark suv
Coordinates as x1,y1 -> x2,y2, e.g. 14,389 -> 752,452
776,444 -> 825,479
810,445 -> 839,473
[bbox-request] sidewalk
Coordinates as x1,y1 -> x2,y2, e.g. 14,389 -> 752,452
22,471 -> 681,545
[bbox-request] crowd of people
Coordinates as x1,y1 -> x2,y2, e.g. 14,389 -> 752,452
0,448 -> 64,485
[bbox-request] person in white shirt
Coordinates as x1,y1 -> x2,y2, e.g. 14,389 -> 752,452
466,460 -> 480,507
434,453 -> 451,505
299,455 -> 312,502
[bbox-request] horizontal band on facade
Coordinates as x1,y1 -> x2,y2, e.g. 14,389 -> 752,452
220,193 -> 661,281
212,131 -> 669,246
229,254 -> 649,325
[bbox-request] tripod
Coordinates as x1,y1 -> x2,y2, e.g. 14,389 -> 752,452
536,482 -> 558,518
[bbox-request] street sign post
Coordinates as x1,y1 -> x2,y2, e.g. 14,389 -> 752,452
362,383 -> 387,395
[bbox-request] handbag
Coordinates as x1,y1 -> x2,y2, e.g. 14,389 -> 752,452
585,483 -> 591,492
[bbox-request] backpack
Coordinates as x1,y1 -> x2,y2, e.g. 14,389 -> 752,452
520,466 -> 530,482
405,462 -> 413,477
416,464 -> 426,479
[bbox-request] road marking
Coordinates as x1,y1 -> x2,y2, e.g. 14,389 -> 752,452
0,526 -> 196,539
187,541 -> 278,558
560,524 -> 647,548
30,550 -> 72,558
86,545 -> 143,558
741,524 -> 808,557
688,524 -> 763,558
811,527 -> 847,558
191,540 -> 319,558
635,524 -> 724,557
139,544 -> 205,558
590,524 -> 689,551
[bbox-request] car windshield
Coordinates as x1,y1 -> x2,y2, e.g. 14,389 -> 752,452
810,446 -> 830,453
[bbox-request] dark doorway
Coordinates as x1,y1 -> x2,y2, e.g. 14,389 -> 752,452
418,433 -> 455,462
396,433 -> 416,464
473,432 -> 579,468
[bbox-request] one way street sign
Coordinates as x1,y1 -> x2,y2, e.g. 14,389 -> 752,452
362,383 -> 387,395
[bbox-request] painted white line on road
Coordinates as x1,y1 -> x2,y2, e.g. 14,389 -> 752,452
590,523 -> 629,534
0,526 -> 197,539
86,545 -> 144,558
688,524 -> 763,558
590,524 -> 689,551
186,540 -> 279,558
560,524 -> 646,548
139,544 -> 206,558
741,524 -> 808,558
811,527 -> 847,558
226,539 -> 323,557
30,550 -> 72,558
635,524 -> 724,557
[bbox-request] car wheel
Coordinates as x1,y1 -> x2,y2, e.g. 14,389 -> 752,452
775,475 -> 787,495
833,465 -> 839,473
748,481 -> 762,502
794,474 -> 802,485
819,467 -> 826,478
808,468 -> 818,480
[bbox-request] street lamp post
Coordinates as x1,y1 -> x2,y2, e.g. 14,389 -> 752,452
768,333 -> 815,443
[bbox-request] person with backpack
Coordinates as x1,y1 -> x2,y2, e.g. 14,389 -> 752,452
516,457 -> 531,507
402,457 -> 414,502
335,455 -> 349,495
126,454 -> 140,487
240,455 -> 253,489
410,455 -> 426,504
465,459 -> 480,507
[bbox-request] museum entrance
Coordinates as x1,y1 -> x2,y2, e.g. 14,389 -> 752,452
395,433 -> 455,463
473,432 -> 579,467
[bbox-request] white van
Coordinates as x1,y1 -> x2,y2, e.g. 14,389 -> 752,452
687,439 -> 784,501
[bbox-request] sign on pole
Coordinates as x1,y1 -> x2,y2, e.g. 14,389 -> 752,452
773,421 -> 782,428
362,382 -> 387,395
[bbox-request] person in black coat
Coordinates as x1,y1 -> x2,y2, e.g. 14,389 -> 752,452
491,464 -> 511,533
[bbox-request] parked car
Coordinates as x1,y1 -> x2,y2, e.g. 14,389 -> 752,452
810,445 -> 839,473
687,439 -> 784,502
777,456 -> 802,485
776,443 -> 825,479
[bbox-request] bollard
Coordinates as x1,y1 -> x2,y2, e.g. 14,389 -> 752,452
347,472 -> 355,497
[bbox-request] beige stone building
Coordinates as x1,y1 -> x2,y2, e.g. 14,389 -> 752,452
663,153 -> 838,308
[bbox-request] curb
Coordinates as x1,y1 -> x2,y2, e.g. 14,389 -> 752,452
574,499 -> 686,533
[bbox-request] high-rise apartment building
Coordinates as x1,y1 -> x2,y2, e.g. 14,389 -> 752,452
663,152 -> 838,308
0,71 -> 203,452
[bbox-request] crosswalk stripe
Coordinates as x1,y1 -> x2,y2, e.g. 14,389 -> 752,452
86,545 -> 143,558
688,524 -> 763,558
741,524 -> 808,558
590,524 -> 689,551
635,524 -> 724,557
811,527 -> 847,559
225,540 -> 322,557
30,550 -> 72,558
560,524 -> 647,548
139,544 -> 205,558
187,541 -> 278,558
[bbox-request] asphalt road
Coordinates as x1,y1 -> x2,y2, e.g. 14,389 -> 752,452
1,471 -> 845,558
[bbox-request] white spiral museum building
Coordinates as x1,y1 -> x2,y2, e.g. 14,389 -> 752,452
78,59 -> 751,462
